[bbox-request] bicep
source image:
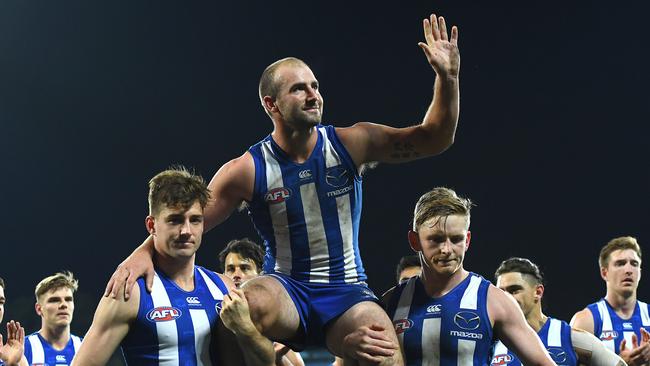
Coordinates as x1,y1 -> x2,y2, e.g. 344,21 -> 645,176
205,154 -> 255,231
74,292 -> 137,366
489,288 -> 552,366
338,122 -> 450,165
571,310 -> 595,334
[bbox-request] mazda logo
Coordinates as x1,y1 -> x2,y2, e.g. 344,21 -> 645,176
453,311 -> 480,330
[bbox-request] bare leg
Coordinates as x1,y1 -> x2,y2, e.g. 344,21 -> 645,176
242,275 -> 302,342
326,301 -> 403,366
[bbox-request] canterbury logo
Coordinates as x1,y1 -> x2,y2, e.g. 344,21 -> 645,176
186,296 -> 200,304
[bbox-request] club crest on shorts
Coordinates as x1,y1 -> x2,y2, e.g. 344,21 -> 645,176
147,306 -> 182,322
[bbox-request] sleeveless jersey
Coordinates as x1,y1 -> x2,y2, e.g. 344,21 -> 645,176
247,124 -> 365,284
587,299 -> 650,353
491,318 -> 578,366
24,332 -> 81,366
120,266 -> 228,366
386,273 -> 494,366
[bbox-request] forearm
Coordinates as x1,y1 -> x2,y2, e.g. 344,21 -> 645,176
420,75 -> 459,147
235,328 -> 275,366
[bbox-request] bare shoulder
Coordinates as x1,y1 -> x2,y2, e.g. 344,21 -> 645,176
486,284 -> 519,325
570,308 -> 595,333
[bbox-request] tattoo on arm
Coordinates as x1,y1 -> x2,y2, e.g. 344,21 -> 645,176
390,142 -> 421,160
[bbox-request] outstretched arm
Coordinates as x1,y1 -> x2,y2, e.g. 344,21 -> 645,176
104,153 -> 255,299
338,13 -> 460,166
488,286 -> 555,366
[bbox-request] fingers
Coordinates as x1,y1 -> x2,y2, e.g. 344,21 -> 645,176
633,333 -> 640,349
430,14 -> 440,42
621,339 -> 628,351
450,25 -> 459,46
145,268 -> 155,293
423,17 -> 435,45
107,267 -> 129,299
439,16 -> 448,42
641,328 -> 650,343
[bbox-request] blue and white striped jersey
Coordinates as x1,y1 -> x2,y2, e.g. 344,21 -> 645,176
247,124 -> 365,284
120,266 -> 228,366
491,318 -> 578,366
386,273 -> 494,366
24,332 -> 81,366
587,299 -> 650,353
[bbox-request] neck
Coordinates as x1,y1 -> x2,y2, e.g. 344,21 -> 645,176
605,288 -> 637,315
526,306 -> 547,333
271,122 -> 318,163
154,252 -> 196,291
420,267 -> 469,298
39,325 -> 70,350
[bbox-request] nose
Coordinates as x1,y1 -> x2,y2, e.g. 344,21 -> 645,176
180,219 -> 192,235
439,239 -> 452,255
305,86 -> 318,101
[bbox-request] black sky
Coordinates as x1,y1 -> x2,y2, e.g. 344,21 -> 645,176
0,0 -> 648,341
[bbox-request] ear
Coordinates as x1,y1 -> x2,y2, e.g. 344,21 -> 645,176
408,230 -> 422,252
535,284 -> 545,301
465,230 -> 472,251
146,216 -> 156,236
262,96 -> 277,114
35,302 -> 42,316
600,266 -> 608,281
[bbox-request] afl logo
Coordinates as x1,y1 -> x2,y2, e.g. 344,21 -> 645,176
147,307 -> 182,322
264,187 -> 291,203
491,354 -> 513,365
393,318 -> 413,334
600,330 -> 618,341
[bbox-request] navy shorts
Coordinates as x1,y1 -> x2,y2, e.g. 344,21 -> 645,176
266,272 -> 379,350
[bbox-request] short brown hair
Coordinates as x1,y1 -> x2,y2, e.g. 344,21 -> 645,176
218,238 -> 265,273
35,271 -> 78,302
148,166 -> 210,217
599,236 -> 642,268
412,187 -> 473,231
258,57 -> 309,104
0,277 -> 5,290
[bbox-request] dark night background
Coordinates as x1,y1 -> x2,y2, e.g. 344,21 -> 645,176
0,0 -> 648,362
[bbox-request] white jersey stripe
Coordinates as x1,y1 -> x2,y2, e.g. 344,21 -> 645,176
493,341 -> 508,356
623,332 -> 635,351
547,318 -> 562,347
300,182 -> 330,283
337,194 -> 357,283
189,309 -> 212,366
28,334 -> 45,364
422,318 -> 441,366
197,268 -> 224,300
457,339 -> 476,366
459,275 -> 481,310
261,141 -> 292,273
597,300 -> 615,351
639,301 -> 650,326
393,278 -> 416,347
72,335 -> 82,352
151,274 -> 180,366
320,127 -> 341,168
